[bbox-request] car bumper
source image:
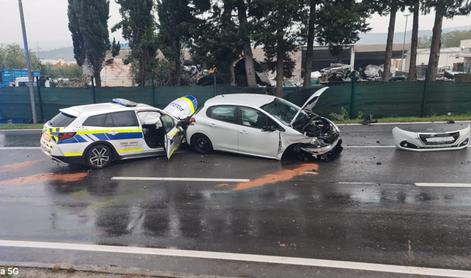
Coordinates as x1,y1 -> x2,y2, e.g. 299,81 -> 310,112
300,138 -> 343,156
393,126 -> 470,152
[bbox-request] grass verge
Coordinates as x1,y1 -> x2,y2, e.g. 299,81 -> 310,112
0,124 -> 43,130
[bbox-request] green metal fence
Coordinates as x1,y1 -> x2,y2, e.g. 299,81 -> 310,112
1,81 -> 471,123
286,81 -> 471,118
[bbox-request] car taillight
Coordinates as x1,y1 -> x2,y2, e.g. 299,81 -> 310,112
189,117 -> 196,125
58,132 -> 76,141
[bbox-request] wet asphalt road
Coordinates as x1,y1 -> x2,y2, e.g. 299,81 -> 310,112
1,122 -> 471,277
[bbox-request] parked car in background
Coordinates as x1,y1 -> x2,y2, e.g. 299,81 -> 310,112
41,96 -> 197,168
186,88 -> 342,161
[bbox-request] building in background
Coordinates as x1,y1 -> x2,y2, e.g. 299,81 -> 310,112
100,49 -> 134,87
460,39 -> 471,73
0,69 -> 40,88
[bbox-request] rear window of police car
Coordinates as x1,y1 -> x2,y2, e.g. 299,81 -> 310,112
49,112 -> 76,127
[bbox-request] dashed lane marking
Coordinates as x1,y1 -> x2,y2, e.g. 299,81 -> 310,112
415,183 -> 471,188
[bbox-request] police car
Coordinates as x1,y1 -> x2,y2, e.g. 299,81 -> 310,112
40,96 -> 198,168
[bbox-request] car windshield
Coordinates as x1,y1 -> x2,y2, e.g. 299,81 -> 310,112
261,98 -> 310,127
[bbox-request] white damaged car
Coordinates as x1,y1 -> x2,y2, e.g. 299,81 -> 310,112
186,87 -> 342,161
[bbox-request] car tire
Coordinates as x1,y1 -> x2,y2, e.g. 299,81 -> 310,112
85,144 -> 112,169
192,134 -> 213,154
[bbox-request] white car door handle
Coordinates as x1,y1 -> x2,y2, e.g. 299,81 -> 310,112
209,123 -> 217,127
107,131 -> 118,135
239,130 -> 248,134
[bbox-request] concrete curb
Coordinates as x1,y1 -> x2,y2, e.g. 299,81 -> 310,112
0,261 -> 240,278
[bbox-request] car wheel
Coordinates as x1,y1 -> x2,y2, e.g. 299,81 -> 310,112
85,144 -> 112,169
192,134 -> 213,154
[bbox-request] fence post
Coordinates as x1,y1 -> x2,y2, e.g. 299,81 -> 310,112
213,72 -> 217,97
91,76 -> 96,103
35,77 -> 44,122
420,80 -> 427,117
152,76 -> 156,106
349,72 -> 357,119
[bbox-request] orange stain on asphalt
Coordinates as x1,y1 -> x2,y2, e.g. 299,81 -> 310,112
232,163 -> 319,191
0,172 -> 88,186
0,160 -> 44,173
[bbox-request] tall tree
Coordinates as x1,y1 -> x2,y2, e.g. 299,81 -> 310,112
423,0 -> 470,81
191,1 -> 240,84
0,44 -> 41,70
111,38 -> 121,58
253,0 -> 304,96
113,0 -> 158,86
235,0 -> 257,87
383,4 -> 397,81
301,0 -> 370,88
408,0 -> 420,81
316,0 -> 370,59
67,0 -> 110,87
157,0 -> 209,86
302,0 -> 317,89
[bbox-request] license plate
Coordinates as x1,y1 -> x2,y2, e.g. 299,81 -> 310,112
426,136 -> 455,144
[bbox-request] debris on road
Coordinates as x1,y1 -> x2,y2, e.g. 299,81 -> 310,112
393,125 -> 470,151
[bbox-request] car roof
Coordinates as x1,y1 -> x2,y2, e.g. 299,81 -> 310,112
60,102 -> 155,117
205,94 -> 277,108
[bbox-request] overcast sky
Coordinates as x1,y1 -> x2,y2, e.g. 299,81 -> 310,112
1,0 -> 471,50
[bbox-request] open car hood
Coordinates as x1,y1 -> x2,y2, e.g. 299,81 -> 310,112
290,87 -> 329,126
163,95 -> 198,120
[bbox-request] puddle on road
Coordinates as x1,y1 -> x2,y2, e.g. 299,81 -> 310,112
232,163 -> 319,191
0,172 -> 89,186
0,159 -> 44,173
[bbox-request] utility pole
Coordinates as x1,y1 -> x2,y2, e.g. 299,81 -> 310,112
18,0 -> 37,123
401,14 -> 411,73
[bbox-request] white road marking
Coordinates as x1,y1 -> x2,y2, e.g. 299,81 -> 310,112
112,176 -> 250,183
0,147 -> 41,150
338,182 -> 408,186
0,240 -> 470,277
344,145 -> 396,149
415,183 -> 471,188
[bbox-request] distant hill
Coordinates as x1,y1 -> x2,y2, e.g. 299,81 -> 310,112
35,43 -> 130,63
358,25 -> 471,45
33,26 -> 471,62
36,47 -> 75,62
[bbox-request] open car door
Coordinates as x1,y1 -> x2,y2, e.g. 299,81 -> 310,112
162,95 -> 198,159
163,95 -> 198,120
164,126 -> 184,159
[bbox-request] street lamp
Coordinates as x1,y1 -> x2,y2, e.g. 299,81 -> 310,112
401,14 -> 411,73
18,0 -> 37,123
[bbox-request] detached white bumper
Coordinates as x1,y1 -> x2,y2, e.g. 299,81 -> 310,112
392,125 -> 470,152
